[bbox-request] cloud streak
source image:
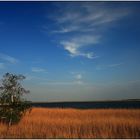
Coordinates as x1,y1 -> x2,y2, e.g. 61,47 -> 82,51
0,63 -> 5,69
39,72 -> 84,86
108,63 -> 123,68
0,53 -> 19,64
46,3 -> 131,59
96,62 -> 123,70
31,67 -> 47,73
40,80 -> 84,86
54,5 -> 129,34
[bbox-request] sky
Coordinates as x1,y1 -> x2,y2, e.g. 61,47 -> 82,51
0,2 -> 140,102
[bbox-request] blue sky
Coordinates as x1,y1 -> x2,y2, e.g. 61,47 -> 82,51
0,2 -> 140,102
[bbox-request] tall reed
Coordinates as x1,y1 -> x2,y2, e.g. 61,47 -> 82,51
0,108 -> 139,138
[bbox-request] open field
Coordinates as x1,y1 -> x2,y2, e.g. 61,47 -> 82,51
0,108 -> 140,138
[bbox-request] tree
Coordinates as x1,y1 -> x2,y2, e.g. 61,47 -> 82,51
0,73 -> 31,125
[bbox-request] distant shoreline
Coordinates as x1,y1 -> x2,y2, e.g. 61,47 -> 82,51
31,100 -> 140,109
32,99 -> 140,104
1,99 -> 140,109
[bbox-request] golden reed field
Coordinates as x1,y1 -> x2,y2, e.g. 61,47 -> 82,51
0,108 -> 140,138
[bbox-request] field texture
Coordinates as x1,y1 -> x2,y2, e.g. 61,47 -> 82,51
0,108 -> 140,138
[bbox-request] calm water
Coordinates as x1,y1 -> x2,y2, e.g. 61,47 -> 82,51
32,100 -> 140,109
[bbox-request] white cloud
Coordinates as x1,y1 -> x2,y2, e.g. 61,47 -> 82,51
51,3 -> 130,34
61,35 -> 100,59
61,41 -> 79,56
72,35 -> 100,45
47,3 -> 131,59
31,67 -> 47,73
52,25 -> 80,33
0,53 -> 19,64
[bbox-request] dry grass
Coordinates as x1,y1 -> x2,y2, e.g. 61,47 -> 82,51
0,108 -> 140,138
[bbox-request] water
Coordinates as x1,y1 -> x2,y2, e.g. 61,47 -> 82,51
32,100 -> 140,109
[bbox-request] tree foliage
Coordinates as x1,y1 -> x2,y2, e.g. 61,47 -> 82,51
0,73 -> 31,125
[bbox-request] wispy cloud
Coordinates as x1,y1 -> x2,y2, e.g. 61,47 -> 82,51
40,80 -> 83,86
60,35 -> 100,59
25,74 -> 47,81
52,3 -> 130,33
0,63 -> 5,69
73,73 -> 84,85
40,81 -> 73,86
0,53 -> 19,64
40,72 -> 84,86
96,62 -> 123,70
108,63 -> 123,68
46,3 -> 131,59
31,67 -> 47,73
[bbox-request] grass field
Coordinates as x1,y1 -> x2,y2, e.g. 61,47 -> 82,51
0,108 -> 140,138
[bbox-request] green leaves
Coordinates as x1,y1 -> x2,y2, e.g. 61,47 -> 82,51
0,73 -> 31,125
